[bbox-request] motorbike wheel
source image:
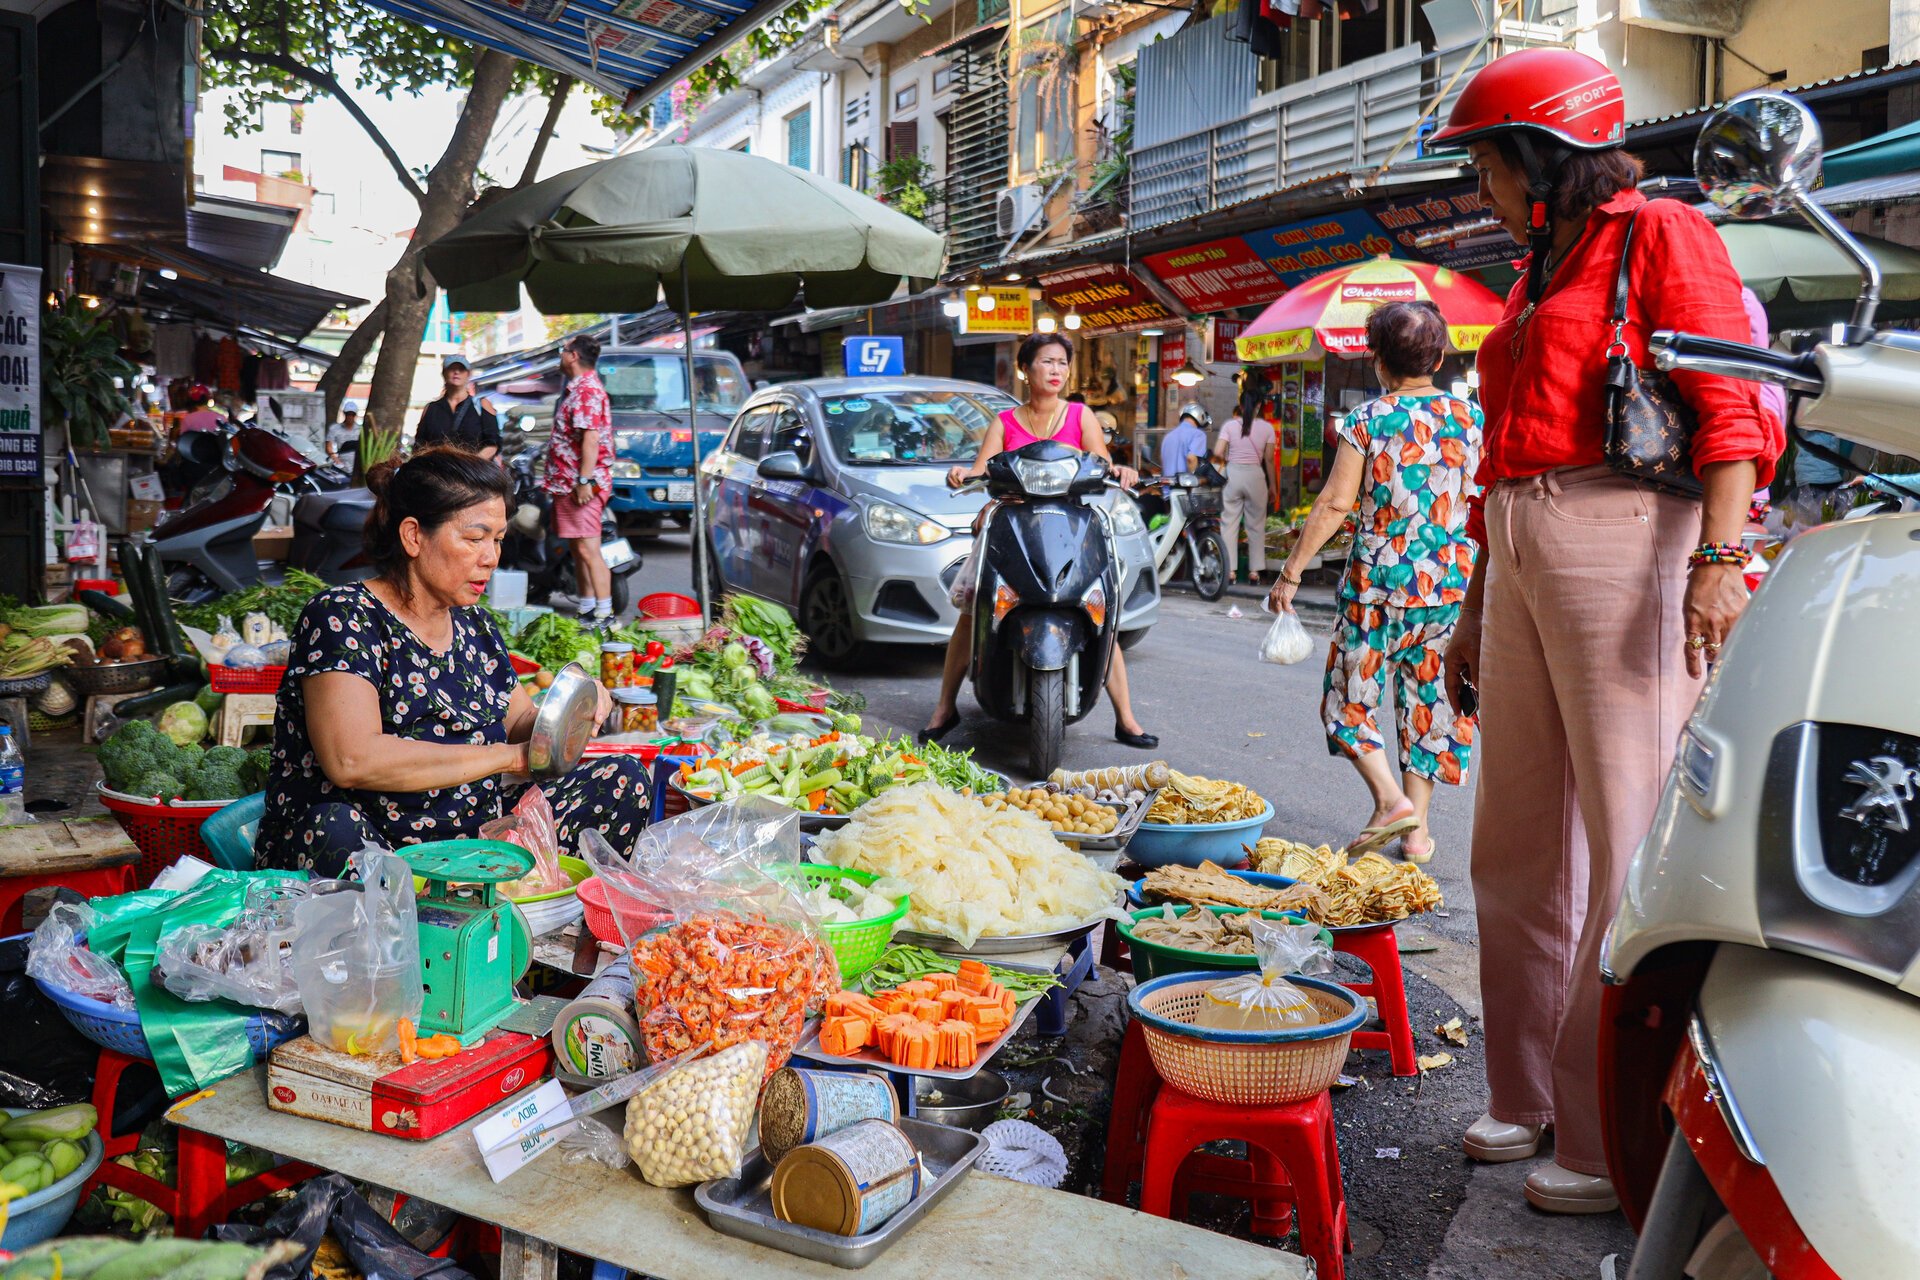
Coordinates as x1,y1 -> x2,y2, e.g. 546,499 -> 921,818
607,572 -> 631,619
1118,628 -> 1149,652
1027,666 -> 1067,780
801,567 -> 863,670
1191,530 -> 1230,602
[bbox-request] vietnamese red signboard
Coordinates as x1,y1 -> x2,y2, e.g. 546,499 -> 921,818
1369,183 -> 1514,272
1141,238 -> 1288,314
1039,264 -> 1174,334
1239,209 -> 1400,288
1210,318 -> 1247,364
1159,335 -> 1187,373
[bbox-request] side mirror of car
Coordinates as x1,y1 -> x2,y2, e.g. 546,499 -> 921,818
758,451 -> 806,480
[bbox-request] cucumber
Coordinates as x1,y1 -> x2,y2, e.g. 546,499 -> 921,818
1,1103 -> 97,1143
735,763 -> 770,785
795,768 -> 842,793
89,1240 -> 210,1280
145,1244 -> 270,1280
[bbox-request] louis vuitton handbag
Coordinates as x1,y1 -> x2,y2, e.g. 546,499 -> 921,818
1602,210 -> 1704,498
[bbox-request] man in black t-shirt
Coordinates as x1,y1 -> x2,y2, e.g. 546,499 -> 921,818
413,355 -> 501,458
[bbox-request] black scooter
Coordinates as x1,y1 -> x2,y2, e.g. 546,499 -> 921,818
961,439 -> 1125,778
502,446 -> 641,617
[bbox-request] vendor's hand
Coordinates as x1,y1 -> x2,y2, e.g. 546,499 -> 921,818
1443,611 -> 1482,716
1683,562 -> 1748,678
1113,464 -> 1140,490
593,679 -> 613,727
947,465 -> 971,490
573,481 -> 594,506
1267,574 -> 1298,615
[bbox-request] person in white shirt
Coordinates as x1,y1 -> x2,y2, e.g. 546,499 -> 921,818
326,402 -> 361,464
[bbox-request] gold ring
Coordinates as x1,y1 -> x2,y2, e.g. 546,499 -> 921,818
1687,635 -> 1708,650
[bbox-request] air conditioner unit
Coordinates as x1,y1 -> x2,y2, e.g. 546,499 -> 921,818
996,183 -> 1046,239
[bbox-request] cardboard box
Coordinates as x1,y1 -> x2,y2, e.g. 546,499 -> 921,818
125,500 -> 163,532
266,1031 -> 552,1140
253,526 -> 292,562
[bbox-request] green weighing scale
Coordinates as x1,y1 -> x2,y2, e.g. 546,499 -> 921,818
399,839 -> 536,1045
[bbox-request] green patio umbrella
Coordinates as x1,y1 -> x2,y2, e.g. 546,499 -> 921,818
1717,221 -> 1920,328
423,145 -> 947,621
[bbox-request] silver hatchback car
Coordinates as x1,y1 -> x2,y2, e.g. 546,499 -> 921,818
700,376 -> 1161,666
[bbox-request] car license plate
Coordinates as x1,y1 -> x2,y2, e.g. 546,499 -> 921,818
601,538 -> 636,570
667,482 -> 694,503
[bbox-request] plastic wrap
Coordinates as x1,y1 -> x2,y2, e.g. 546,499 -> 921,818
290,849 -> 423,1054
556,1115 -> 630,1169
482,787 -> 569,898
621,1041 -> 767,1187
580,793 -> 803,943
156,879 -> 310,1013
26,902 -> 135,1009
1258,603 -> 1315,665
1194,918 -> 1334,1032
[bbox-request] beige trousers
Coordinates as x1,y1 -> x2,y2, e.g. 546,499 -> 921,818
1221,462 -> 1269,577
1471,465 -> 1703,1175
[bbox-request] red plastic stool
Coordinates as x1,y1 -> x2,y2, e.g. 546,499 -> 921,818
1334,922 -> 1417,1077
1140,1086 -> 1351,1280
82,1048 -> 320,1237
0,864 -> 139,934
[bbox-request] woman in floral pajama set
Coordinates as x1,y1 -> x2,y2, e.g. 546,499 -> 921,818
1271,302 -> 1483,863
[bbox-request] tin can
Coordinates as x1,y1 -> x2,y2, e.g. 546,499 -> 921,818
551,956 -> 644,1082
610,687 -> 658,734
770,1119 -> 923,1237
759,1068 -> 899,1165
599,642 -> 636,688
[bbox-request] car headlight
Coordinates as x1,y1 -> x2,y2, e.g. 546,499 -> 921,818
1011,456 -> 1079,496
1108,495 -> 1144,536
864,500 -> 948,545
612,460 -> 642,478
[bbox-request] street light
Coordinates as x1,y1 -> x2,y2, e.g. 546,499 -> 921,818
1063,312 -> 1082,330
940,295 -> 964,318
977,293 -> 996,313
1037,314 -> 1057,333
1170,368 -> 1205,388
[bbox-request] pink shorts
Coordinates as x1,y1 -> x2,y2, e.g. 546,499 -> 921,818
553,489 -> 607,539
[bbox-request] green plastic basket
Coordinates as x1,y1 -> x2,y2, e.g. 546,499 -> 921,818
780,865 -> 909,981
1118,906 -> 1332,983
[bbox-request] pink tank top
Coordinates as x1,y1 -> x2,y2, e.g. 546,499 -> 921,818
1001,403 -> 1086,452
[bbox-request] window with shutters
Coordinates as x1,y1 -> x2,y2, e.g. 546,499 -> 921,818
1014,9 -> 1073,175
787,106 -> 813,172
884,119 -> 919,162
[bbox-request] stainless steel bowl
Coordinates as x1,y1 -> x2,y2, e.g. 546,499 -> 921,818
527,662 -> 599,778
913,1070 -> 1009,1130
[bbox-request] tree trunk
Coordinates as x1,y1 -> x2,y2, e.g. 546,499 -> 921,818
315,298 -> 387,425
363,49 -> 518,440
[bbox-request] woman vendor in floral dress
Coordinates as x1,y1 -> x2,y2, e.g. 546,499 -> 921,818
254,448 -> 650,876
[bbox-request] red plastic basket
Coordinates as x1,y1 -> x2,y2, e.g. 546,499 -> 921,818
95,787 -> 230,886
637,592 -> 701,619
509,653 -> 540,677
74,578 -> 121,596
774,690 -> 830,714
577,876 -> 670,946
208,665 -> 287,695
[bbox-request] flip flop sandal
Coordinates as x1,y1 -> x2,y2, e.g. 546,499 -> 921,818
1401,836 -> 1435,865
1345,815 -> 1420,857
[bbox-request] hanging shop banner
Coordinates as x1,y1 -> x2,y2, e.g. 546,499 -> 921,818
1141,238 -> 1288,314
1240,210 -> 1400,289
0,264 -> 40,481
1369,183 -> 1514,272
1158,334 -> 1187,374
611,0 -> 723,36
500,0 -> 570,21
1039,265 -> 1174,335
584,18 -> 659,63
958,287 -> 1034,335
1210,318 -> 1247,364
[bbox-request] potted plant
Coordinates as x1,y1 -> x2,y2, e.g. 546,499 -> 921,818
42,301 -> 136,450
875,153 -> 937,223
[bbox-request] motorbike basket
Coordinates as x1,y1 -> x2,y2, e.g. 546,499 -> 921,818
1186,487 -> 1223,518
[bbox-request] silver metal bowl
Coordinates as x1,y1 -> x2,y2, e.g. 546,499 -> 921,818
527,662 -> 599,778
913,1069 -> 1009,1130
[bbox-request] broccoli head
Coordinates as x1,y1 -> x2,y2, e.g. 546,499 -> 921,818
241,748 -> 271,792
99,723 -> 172,791
131,771 -> 186,801
202,746 -> 248,771
184,766 -> 248,802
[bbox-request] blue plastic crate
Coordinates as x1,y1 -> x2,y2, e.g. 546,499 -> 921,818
199,793 -> 265,871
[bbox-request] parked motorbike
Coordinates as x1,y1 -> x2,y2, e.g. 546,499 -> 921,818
1137,459 -> 1229,601
957,439 -> 1125,778
501,446 -> 641,618
1599,91 -> 1920,1280
152,421 -> 327,600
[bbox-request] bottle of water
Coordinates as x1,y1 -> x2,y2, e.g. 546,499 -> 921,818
0,726 -> 23,824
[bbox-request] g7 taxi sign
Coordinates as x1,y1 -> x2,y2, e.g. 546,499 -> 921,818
844,335 -> 904,377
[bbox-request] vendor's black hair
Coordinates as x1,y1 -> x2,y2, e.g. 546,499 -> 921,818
1016,331 -> 1073,370
363,446 -> 513,582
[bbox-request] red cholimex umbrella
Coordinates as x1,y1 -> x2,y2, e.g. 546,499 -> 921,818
1235,257 -> 1506,363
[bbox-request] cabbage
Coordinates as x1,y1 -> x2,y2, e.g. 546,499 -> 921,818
158,701 -> 210,747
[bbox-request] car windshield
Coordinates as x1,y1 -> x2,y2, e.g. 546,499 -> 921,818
819,389 -> 1015,466
598,353 -> 747,415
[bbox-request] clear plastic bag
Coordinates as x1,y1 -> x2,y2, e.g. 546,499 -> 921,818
290,848 -> 423,1055
156,880 -> 311,1013
621,1041 -> 767,1187
1194,918 -> 1333,1033
26,902 -> 135,1010
1258,603 -> 1316,666
483,787 -> 568,899
557,1115 -> 630,1170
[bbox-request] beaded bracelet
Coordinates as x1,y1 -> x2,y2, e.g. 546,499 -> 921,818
1688,541 -> 1747,569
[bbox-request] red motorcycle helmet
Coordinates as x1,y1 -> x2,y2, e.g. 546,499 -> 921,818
1429,48 -> 1626,151
185,383 -> 213,406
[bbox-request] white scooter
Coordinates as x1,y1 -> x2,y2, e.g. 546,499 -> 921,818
1599,91 -> 1920,1280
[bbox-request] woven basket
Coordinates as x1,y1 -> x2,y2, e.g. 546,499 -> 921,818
773,864 -> 908,980
66,658 -> 166,697
1128,973 -> 1364,1106
0,673 -> 52,697
95,784 -> 232,885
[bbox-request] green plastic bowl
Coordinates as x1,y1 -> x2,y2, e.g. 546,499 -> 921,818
775,864 -> 909,981
506,854 -> 590,903
1118,905 -> 1332,983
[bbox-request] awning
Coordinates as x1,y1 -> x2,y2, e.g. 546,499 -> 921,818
771,286 -> 949,334
187,195 -> 299,272
363,0 -> 807,112
1813,170 -> 1920,211
1822,119 -> 1920,188
85,241 -> 364,343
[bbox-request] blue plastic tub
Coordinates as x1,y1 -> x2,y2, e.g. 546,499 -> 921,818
198,793 -> 265,872
0,1108 -> 105,1251
1122,802 -> 1275,869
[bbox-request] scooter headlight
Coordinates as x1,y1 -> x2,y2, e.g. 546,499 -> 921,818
1011,456 -> 1078,497
1108,495 -> 1144,536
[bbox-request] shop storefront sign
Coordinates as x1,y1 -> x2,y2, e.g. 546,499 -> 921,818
959,287 -> 1034,335
0,265 -> 40,481
1039,265 -> 1174,334
1158,335 -> 1187,373
1369,183 -> 1514,272
1240,210 -> 1399,288
1210,318 -> 1247,364
1141,238 -> 1288,314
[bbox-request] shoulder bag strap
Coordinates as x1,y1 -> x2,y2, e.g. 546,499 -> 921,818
1608,210 -> 1640,358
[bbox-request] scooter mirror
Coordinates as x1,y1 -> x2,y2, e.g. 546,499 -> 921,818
1694,91 -> 1823,221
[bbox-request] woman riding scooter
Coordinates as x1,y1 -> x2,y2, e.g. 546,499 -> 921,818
921,332 -> 1157,750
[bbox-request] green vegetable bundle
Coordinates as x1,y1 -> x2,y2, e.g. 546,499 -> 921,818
1,1235 -> 300,1280
512,612 -> 599,671
721,595 -> 803,670
855,945 -> 1062,1000
0,602 -> 88,637
173,569 -> 330,634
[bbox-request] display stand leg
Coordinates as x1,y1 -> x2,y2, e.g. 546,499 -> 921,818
500,1231 -> 560,1280
1037,934 -> 1094,1037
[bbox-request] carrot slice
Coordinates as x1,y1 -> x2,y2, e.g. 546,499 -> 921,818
936,1019 -> 978,1069
821,1015 -> 872,1056
924,973 -> 960,993
908,998 -> 944,1024
956,960 -> 991,995
896,980 -> 939,1000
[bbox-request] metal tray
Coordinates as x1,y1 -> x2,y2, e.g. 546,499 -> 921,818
893,914 -> 1103,957
791,959 -> 1054,1081
1011,784 -> 1158,854
695,1117 -> 987,1269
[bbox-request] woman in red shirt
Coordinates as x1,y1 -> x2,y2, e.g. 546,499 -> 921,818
1431,50 -> 1780,1214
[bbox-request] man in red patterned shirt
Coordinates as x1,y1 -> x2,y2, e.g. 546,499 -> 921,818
545,334 -> 615,620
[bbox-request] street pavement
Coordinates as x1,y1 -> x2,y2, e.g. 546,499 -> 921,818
625,533 -> 1636,1278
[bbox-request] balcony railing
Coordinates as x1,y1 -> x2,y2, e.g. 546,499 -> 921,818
1129,38 -> 1496,229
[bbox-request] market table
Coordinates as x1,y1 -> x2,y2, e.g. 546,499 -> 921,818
169,1069 -> 1310,1280
0,815 -> 142,932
